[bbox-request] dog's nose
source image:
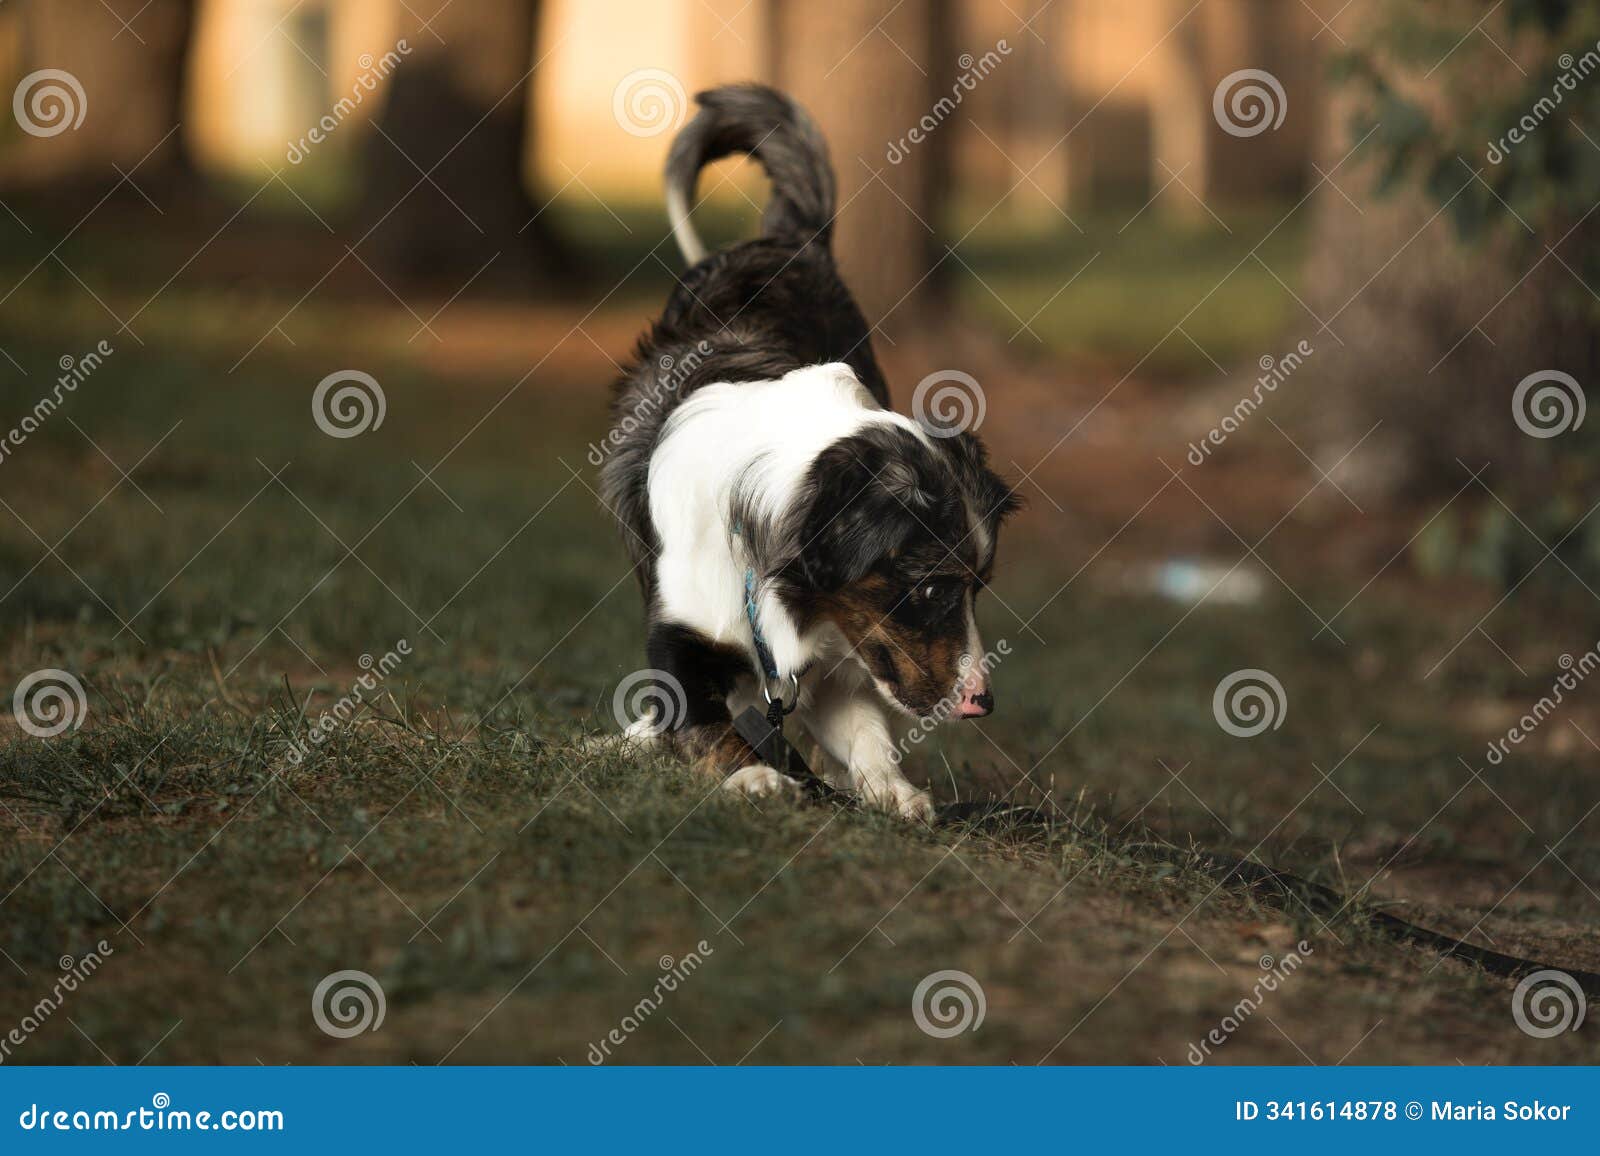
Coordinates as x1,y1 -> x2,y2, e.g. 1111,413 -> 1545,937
957,689 -> 993,718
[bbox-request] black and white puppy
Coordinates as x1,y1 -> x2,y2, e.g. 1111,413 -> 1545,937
600,85 -> 1016,820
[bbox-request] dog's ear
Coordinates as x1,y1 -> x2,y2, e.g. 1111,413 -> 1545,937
791,437 -> 921,591
945,430 -> 1022,526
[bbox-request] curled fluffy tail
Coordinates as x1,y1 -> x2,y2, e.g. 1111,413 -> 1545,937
665,84 -> 836,266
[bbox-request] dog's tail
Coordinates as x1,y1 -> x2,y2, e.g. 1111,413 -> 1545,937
665,84 -> 835,266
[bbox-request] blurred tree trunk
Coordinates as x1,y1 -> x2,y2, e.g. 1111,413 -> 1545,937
0,0 -> 196,198
771,0 -> 953,326
1303,51 -> 1593,508
1003,0 -> 1069,221
1307,0 -> 1600,591
360,0 -> 568,290
1152,1 -> 1209,220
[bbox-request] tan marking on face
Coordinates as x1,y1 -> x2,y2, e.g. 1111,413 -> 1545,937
817,574 -> 973,716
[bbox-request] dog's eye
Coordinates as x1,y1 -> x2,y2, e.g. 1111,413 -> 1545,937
914,579 -> 962,606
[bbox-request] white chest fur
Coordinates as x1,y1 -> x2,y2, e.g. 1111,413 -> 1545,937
646,362 -> 922,678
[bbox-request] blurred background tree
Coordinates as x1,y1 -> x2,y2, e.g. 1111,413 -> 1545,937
361,0 -> 573,288
1309,0 -> 1600,585
2,0 -> 1592,594
1,0 -> 199,202
770,0 -> 955,321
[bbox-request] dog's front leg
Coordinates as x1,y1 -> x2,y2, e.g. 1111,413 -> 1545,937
666,722 -> 799,802
798,671 -> 933,822
642,622 -> 798,803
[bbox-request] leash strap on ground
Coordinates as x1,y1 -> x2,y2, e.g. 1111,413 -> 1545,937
767,756 -> 1600,995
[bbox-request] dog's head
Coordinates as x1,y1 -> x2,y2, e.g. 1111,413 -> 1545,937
780,423 -> 1019,720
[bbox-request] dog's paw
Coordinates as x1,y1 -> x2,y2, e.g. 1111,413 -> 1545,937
859,776 -> 934,823
575,719 -> 664,758
722,764 -> 802,804
620,716 -> 668,747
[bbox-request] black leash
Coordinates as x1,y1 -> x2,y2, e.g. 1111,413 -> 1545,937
762,753 -> 1600,995
731,688 -> 806,781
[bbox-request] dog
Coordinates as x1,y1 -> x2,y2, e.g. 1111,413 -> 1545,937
599,85 -> 1017,820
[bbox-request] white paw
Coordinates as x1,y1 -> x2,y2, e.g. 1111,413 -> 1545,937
621,716 -> 667,746
722,764 -> 802,803
576,719 -> 662,757
858,776 -> 934,823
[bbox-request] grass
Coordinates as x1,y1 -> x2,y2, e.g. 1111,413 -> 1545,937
0,198 -> 1596,1066
952,201 -> 1311,376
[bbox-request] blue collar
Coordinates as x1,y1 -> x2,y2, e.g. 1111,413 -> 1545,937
743,567 -> 781,681
733,520 -> 781,682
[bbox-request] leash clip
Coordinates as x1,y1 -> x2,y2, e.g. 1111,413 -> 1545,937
762,673 -> 800,719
